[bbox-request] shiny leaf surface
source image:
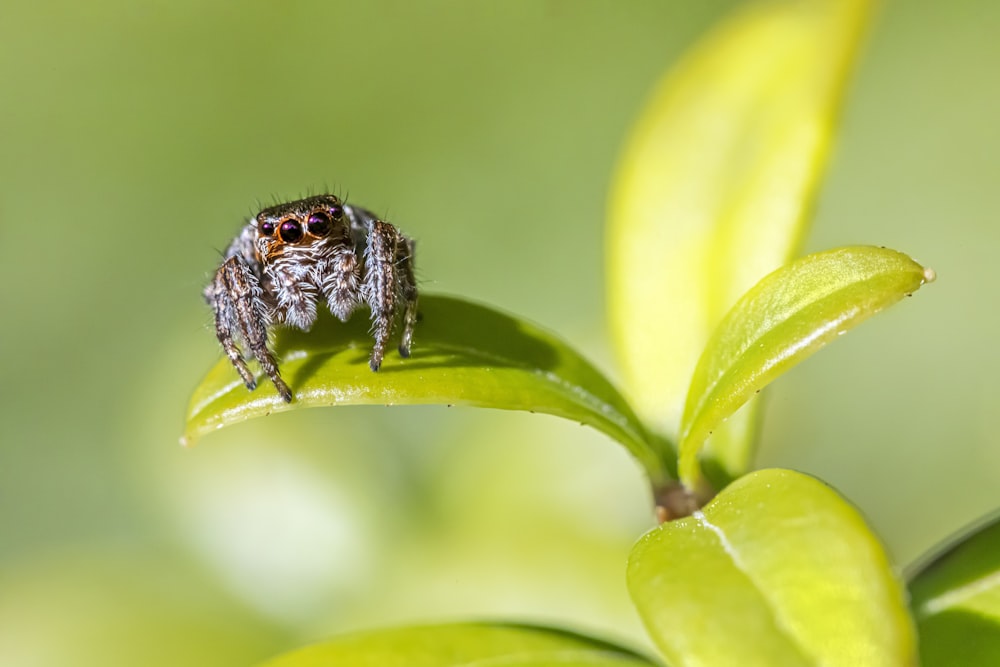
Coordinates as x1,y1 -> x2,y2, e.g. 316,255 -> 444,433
184,295 -> 670,483
678,246 -> 933,487
628,468 -> 917,666
259,623 -> 655,667
909,513 -> 1000,665
607,0 -> 873,477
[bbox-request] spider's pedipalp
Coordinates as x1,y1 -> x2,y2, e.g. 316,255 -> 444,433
317,240 -> 361,322
268,259 -> 320,332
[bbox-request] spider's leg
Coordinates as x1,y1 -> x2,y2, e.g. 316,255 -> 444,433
363,220 -> 401,371
220,255 -> 293,402
210,265 -> 256,390
396,235 -> 418,358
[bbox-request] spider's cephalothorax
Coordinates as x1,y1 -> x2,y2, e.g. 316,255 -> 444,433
205,194 -> 418,402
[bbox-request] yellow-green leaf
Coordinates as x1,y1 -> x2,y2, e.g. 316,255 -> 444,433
909,513 -> 1000,665
678,246 -> 933,488
627,468 -> 917,666
184,295 -> 671,484
258,623 -> 655,667
607,0 -> 873,477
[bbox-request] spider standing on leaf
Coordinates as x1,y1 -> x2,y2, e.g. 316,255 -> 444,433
205,194 -> 418,403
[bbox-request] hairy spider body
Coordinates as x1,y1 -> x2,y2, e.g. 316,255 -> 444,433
205,194 -> 418,402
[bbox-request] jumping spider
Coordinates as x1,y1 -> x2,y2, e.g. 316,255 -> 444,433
205,194 -> 417,403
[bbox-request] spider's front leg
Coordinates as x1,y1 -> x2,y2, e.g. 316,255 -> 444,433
396,235 -> 418,358
210,255 -> 293,402
362,220 -> 417,371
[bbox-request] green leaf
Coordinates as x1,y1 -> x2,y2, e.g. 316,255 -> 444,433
627,468 -> 917,667
909,512 -> 1000,665
678,246 -> 934,488
607,0 -> 873,477
258,623 -> 656,667
184,295 -> 670,483
471,658 -> 653,667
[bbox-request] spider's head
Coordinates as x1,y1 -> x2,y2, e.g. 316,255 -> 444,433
255,195 -> 346,257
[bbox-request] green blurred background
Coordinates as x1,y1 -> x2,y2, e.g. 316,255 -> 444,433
1,1 -> 997,664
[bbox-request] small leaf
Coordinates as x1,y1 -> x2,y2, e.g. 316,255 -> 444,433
909,512 -> 1000,665
678,246 -> 933,488
185,295 -> 671,483
607,0 -> 873,475
258,623 -> 655,667
627,468 -> 917,667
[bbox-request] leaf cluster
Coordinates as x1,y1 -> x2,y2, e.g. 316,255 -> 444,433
184,0 -> 993,664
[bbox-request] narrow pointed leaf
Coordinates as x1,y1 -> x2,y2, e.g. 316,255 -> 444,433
909,512 -> 1000,665
627,468 -> 917,667
678,246 -> 933,487
184,295 -> 670,483
607,0 -> 873,475
258,623 -> 655,667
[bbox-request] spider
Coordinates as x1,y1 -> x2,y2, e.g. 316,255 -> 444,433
205,194 -> 418,403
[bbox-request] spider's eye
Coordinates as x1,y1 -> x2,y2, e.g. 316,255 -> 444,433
307,211 -> 331,236
259,220 -> 276,236
329,204 -> 344,220
278,218 -> 304,243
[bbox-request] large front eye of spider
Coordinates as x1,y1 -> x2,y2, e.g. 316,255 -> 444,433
278,218 -> 304,243
307,210 -> 331,236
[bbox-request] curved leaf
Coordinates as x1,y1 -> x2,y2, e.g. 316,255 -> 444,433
607,0 -> 873,476
470,657 -> 652,667
627,468 -> 917,667
258,623 -> 655,667
678,246 -> 934,488
909,512 -> 1000,665
184,295 -> 670,483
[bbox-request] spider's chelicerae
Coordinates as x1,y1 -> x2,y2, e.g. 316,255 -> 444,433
205,194 -> 417,403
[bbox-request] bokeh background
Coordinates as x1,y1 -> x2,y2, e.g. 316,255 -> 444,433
1,0 -> 998,664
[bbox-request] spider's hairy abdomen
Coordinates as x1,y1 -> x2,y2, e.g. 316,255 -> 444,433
205,194 -> 418,402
